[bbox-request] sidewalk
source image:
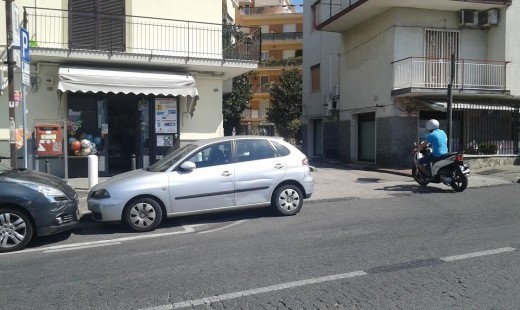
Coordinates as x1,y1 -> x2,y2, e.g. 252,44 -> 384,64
69,163 -> 520,215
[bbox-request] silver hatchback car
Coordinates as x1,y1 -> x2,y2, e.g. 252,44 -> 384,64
88,136 -> 314,232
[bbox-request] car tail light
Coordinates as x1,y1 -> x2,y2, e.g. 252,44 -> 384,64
456,153 -> 464,162
302,158 -> 309,166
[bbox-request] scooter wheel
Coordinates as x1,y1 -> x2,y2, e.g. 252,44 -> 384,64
450,170 -> 468,192
412,166 -> 428,186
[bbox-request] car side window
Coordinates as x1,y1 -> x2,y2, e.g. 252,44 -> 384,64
237,139 -> 276,162
186,142 -> 231,168
271,141 -> 291,156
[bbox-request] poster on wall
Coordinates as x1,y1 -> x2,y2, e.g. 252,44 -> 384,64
155,98 -> 177,134
156,135 -> 174,147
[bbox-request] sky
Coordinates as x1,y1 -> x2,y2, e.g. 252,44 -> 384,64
292,0 -> 303,12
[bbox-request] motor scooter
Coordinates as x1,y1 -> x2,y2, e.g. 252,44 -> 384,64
412,142 -> 471,192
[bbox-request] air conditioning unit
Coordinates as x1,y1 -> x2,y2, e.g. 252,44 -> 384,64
479,9 -> 499,27
459,10 -> 478,27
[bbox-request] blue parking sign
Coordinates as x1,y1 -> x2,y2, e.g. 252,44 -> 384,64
20,27 -> 30,63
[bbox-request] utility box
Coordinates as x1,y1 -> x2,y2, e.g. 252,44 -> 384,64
35,124 -> 63,156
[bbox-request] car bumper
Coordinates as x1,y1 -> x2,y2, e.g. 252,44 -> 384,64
38,220 -> 78,236
302,175 -> 314,199
87,197 -> 127,222
36,201 -> 79,236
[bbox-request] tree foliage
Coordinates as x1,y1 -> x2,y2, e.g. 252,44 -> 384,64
266,68 -> 302,141
223,71 -> 256,135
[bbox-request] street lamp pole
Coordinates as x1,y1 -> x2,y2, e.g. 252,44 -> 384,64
447,53 -> 455,152
4,0 -> 17,168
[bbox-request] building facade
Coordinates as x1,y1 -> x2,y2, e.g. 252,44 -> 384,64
303,0 -> 520,167
0,0 -> 260,177
235,0 -> 302,135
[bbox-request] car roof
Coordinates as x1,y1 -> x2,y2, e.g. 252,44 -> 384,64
194,135 -> 285,145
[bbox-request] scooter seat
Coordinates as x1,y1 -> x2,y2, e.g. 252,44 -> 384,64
432,152 -> 458,163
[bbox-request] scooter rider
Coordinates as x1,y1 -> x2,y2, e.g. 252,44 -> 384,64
418,119 -> 448,176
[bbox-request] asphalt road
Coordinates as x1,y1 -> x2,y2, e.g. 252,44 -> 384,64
1,183 -> 519,309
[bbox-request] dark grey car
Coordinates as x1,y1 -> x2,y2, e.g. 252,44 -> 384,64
0,160 -> 79,253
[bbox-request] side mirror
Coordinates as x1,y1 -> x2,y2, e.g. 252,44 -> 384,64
180,161 -> 196,171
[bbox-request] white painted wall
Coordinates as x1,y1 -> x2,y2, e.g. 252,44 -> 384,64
180,78 -> 224,141
128,0 -> 222,24
505,1 -> 520,96
302,0 -> 341,121
0,63 -> 64,156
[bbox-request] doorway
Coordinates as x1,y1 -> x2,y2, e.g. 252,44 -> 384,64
358,113 -> 375,162
313,119 -> 323,157
107,95 -> 140,175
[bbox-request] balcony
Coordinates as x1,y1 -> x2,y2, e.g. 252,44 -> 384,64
392,57 -> 509,96
23,7 -> 260,67
261,56 -> 302,67
240,5 -> 298,16
312,0 -> 511,32
262,32 -> 303,41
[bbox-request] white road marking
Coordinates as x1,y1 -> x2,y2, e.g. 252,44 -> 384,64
440,247 -> 516,262
198,220 -> 246,234
0,225 -> 195,256
140,271 -> 367,310
43,242 -> 121,253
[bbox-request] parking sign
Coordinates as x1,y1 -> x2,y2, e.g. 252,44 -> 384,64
20,27 -> 30,63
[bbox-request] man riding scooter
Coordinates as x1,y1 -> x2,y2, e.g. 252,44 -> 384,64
418,119 -> 448,176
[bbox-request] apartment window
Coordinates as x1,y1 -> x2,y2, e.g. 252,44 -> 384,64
311,64 -> 320,92
283,24 -> 296,32
261,51 -> 270,60
424,29 -> 460,87
283,50 -> 296,59
260,76 -> 269,93
259,100 -> 269,118
69,0 -> 125,51
425,29 -> 460,59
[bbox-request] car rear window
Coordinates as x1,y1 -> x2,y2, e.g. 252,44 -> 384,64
271,141 -> 291,156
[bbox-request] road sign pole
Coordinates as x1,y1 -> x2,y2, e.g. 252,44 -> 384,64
21,21 -> 29,168
5,0 -> 17,168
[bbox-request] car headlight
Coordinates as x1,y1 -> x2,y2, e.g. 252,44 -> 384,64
91,189 -> 111,199
9,179 -> 69,202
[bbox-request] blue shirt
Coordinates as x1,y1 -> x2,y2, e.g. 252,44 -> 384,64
426,129 -> 448,157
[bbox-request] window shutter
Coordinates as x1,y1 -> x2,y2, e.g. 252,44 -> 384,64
98,0 -> 125,51
69,0 -> 125,52
69,0 -> 96,49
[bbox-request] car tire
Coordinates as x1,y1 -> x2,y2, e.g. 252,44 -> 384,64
272,185 -> 303,216
123,198 -> 163,232
0,207 -> 34,253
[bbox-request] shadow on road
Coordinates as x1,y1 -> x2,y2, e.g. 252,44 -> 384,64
71,206 -> 277,236
375,184 -> 452,194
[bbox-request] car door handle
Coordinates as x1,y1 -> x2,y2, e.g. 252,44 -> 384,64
274,164 -> 285,169
221,171 -> 232,176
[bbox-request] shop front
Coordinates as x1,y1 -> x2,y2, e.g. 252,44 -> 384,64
58,66 -> 198,177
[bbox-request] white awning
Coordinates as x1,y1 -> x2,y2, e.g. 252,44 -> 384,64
58,66 -> 198,98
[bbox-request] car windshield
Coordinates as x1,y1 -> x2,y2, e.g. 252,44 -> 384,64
147,144 -> 198,172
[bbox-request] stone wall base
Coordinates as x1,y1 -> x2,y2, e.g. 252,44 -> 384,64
464,155 -> 520,170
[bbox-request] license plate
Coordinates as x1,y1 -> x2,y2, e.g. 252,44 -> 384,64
459,165 -> 470,175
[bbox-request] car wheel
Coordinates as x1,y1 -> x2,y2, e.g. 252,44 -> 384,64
123,198 -> 163,232
272,185 -> 303,216
0,207 -> 34,253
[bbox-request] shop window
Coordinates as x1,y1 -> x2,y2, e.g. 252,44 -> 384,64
67,94 -> 104,156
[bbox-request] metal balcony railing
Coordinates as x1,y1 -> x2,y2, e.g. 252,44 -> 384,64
23,7 -> 261,62
262,32 -> 303,41
393,57 -> 508,91
240,5 -> 298,15
312,0 -> 363,28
